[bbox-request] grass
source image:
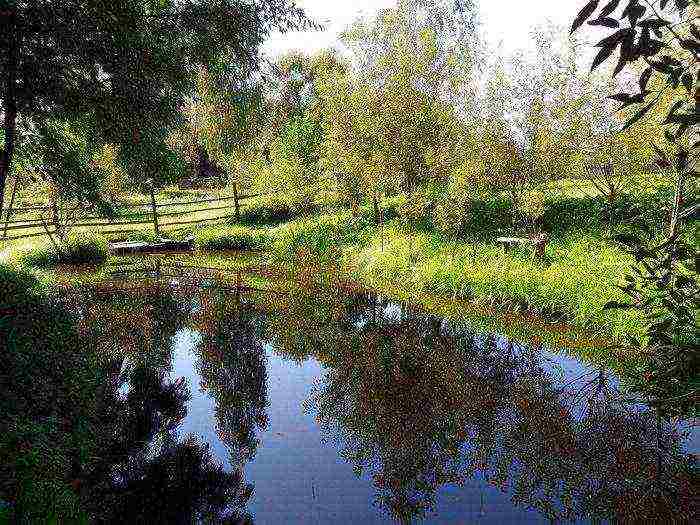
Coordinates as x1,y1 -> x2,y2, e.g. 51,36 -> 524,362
3,185 -> 669,342
194,225 -> 269,251
345,228 -> 644,341
11,230 -> 108,268
261,210 -> 646,341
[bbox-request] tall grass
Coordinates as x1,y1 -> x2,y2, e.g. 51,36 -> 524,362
194,226 -> 269,251
12,230 -> 109,268
346,228 -> 644,340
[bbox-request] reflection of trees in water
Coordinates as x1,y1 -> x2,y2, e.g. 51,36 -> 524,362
0,281 -> 256,523
192,288 -> 270,467
265,285 -> 697,524
81,363 -> 253,524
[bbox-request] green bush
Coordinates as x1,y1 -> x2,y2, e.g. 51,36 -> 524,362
61,231 -> 109,265
237,198 -> 292,225
270,214 -> 359,263
0,263 -> 102,522
13,231 -> 108,268
119,229 -> 158,243
14,243 -> 57,268
195,226 -> 268,251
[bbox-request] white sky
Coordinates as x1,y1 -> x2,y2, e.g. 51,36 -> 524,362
263,0 -> 581,59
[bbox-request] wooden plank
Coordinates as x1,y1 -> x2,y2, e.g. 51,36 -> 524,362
1,228 -> 57,241
155,195 -> 237,208
159,213 -> 237,228
496,237 -> 534,245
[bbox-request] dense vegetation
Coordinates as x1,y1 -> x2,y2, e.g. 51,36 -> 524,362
0,0 -> 698,519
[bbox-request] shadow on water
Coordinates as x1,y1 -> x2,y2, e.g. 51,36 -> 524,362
1,261 -> 697,523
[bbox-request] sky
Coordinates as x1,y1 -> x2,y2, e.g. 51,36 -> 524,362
263,0 -> 582,59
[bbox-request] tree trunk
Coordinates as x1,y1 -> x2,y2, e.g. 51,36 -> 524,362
0,10 -> 18,224
1,174 -> 19,239
372,192 -> 380,226
50,194 -> 61,240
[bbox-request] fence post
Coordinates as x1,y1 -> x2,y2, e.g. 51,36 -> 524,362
232,181 -> 241,222
148,180 -> 161,239
50,193 -> 60,240
1,174 -> 20,239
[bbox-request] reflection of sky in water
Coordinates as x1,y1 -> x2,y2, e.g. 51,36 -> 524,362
167,325 -> 700,524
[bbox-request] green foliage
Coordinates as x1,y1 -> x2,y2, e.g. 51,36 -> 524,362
195,226 -> 268,252
237,198 -> 292,225
61,231 -> 109,265
571,0 -> 700,416
0,264 -> 103,522
0,0 -> 313,216
270,213 -> 369,263
13,231 -> 108,268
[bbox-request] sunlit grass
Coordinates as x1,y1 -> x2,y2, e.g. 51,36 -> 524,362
8,230 -> 109,269
194,225 -> 269,251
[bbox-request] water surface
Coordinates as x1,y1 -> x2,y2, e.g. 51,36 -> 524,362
23,261 -> 700,523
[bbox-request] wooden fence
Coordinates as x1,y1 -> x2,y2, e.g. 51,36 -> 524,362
0,188 -> 267,242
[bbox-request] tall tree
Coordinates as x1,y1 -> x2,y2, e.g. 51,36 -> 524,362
0,0 -> 312,220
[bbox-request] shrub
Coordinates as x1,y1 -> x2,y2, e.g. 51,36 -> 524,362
195,226 -> 268,251
120,229 -> 158,243
60,231 -> 109,265
13,231 -> 108,268
14,243 -> 57,268
237,198 -> 292,225
1,264 -> 102,522
270,214 -> 361,263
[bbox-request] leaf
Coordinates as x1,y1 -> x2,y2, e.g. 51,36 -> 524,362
595,28 -> 632,48
639,66 -> 654,91
651,142 -> 669,165
591,42 -> 618,72
664,99 -> 686,124
639,19 -> 670,29
681,72 -> 693,94
680,39 -> 700,54
600,0 -> 622,17
613,32 -> 635,76
572,0 -> 600,34
674,0 -> 690,12
690,24 -> 700,41
588,17 -> 620,28
621,98 -> 655,131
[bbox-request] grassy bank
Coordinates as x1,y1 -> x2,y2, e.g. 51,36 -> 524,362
2,187 -> 662,342
260,212 -> 644,341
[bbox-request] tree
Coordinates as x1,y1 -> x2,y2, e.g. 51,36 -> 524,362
0,0 -> 313,220
571,0 -> 699,416
314,1 -> 477,224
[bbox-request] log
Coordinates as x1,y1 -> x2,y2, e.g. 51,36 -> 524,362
108,236 -> 195,256
496,234 -> 549,257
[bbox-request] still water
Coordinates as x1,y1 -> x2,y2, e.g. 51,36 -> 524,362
12,261 -> 699,523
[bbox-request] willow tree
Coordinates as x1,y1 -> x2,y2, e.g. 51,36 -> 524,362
0,0 -> 311,221
317,0 -> 478,224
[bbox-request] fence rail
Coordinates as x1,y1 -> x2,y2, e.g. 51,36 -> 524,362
1,189 -> 263,242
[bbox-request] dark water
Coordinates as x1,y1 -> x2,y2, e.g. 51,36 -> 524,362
3,263 -> 698,523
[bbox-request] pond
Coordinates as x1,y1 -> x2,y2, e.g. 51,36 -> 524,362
4,257 -> 698,523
